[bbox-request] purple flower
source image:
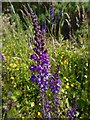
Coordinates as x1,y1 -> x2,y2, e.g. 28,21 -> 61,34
50,65 -> 61,94
0,53 -> 4,61
7,99 -> 11,104
66,97 -> 77,120
50,65 -> 61,118
28,6 -> 50,92
36,65 -> 43,72
27,6 -> 51,118
30,54 -> 38,61
45,101 -> 52,118
30,65 -> 36,71
8,91 -> 12,95
30,74 -> 37,82
4,106 -> 9,111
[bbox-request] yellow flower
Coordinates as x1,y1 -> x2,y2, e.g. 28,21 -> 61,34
10,63 -> 13,67
64,60 -> 68,65
13,63 -> 17,68
16,68 -> 19,70
61,55 -> 64,59
31,102 -> 35,107
71,84 -> 74,87
66,85 -> 69,89
38,112 -> 41,116
61,62 -> 63,65
11,77 -> 14,80
63,77 -> 66,79
61,52 -> 65,55
61,88 -> 64,93
22,116 -> 25,120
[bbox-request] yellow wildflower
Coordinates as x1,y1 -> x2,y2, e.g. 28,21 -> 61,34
63,77 -> 66,79
10,63 -> 13,67
65,85 -> 69,89
61,62 -> 63,65
13,63 -> 17,68
61,55 -> 64,59
64,60 -> 68,65
22,116 -> 25,120
38,112 -> 41,116
71,84 -> 74,87
61,52 -> 65,55
11,77 -> 14,80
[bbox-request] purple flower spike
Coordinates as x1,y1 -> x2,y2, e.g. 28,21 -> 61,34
50,65 -> 61,118
50,65 -> 61,94
28,6 -> 51,118
45,101 -> 51,118
66,97 -> 77,120
29,6 -> 50,91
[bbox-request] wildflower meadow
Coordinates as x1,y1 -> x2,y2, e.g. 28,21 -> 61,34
1,2 -> 90,120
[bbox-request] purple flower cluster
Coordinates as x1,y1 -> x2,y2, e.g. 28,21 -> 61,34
29,6 -> 51,92
45,101 -> 52,118
50,65 -> 61,94
50,65 -> 61,118
27,6 -> 63,118
66,97 -> 77,120
26,6 -> 51,118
